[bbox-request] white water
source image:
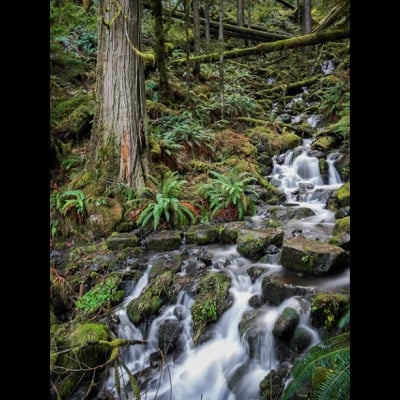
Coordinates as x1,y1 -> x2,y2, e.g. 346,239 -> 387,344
268,139 -> 343,241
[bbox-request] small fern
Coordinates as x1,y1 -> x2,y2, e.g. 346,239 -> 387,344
281,332 -> 350,400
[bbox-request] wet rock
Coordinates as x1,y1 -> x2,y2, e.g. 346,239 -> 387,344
146,230 -> 182,251
329,216 -> 350,250
259,367 -> 290,400
158,319 -> 183,353
269,206 -> 315,221
106,233 -> 139,250
247,265 -> 268,282
248,294 -> 265,308
237,227 -> 284,261
281,237 -> 349,276
219,221 -> 246,244
334,206 -> 350,219
273,307 -> 300,342
265,244 -> 280,254
334,149 -> 350,181
185,224 -> 219,245
289,326 -> 313,354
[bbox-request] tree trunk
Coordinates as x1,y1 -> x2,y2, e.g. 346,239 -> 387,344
150,0 -> 172,104
192,0 -> 201,78
246,0 -> 252,46
172,28 -> 350,65
91,0 -> 148,190
204,0 -> 211,47
219,0 -> 225,119
303,0 -> 312,54
237,0 -> 244,27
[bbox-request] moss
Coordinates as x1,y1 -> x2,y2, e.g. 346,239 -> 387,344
245,126 -> 301,157
332,216 -> 350,235
68,322 -> 111,347
215,130 -> 257,160
311,293 -> 349,336
311,135 -> 337,152
337,181 -> 350,207
50,93 -> 95,137
191,273 -> 232,342
126,269 -> 179,325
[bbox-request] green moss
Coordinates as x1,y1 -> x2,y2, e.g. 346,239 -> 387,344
332,216 -> 350,235
311,293 -> 349,336
191,273 -> 232,342
68,322 -> 111,347
337,181 -> 350,207
311,135 -> 337,152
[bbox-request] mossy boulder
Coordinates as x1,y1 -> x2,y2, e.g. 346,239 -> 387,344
51,323 -> 112,399
191,272 -> 232,343
336,181 -> 350,208
126,270 -> 179,325
106,232 -> 139,250
261,274 -> 309,306
146,230 -> 182,251
329,216 -> 350,249
237,227 -> 284,260
86,198 -> 124,235
334,148 -> 350,181
289,326 -> 313,354
269,206 -> 315,221
219,221 -> 246,244
185,224 -> 220,245
215,130 -> 258,159
310,292 -> 350,337
158,319 -> 183,353
310,135 -> 338,153
245,126 -> 302,157
280,237 -> 349,276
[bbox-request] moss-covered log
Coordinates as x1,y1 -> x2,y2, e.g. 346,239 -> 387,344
254,77 -> 319,97
172,29 -> 350,65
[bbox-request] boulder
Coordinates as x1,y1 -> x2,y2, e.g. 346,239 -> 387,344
106,232 -> 138,250
185,224 -> 220,245
280,237 -> 349,276
146,230 -> 182,251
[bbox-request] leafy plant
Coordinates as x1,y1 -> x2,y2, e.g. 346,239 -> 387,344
200,167 -> 258,221
75,276 -> 121,314
281,332 -> 350,400
135,171 -> 197,231
301,254 -> 310,264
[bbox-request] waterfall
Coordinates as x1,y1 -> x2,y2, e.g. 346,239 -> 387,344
97,141 -> 348,400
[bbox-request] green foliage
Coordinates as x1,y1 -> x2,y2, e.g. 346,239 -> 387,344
136,171 -> 196,230
332,100 -> 350,142
150,110 -> 215,160
319,77 -> 350,121
301,254 -> 310,264
281,332 -> 350,400
200,167 -> 258,221
75,276 -> 121,314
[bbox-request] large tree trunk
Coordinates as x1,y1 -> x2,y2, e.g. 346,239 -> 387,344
172,28 -> 350,65
219,0 -> 225,119
91,0 -> 148,190
150,0 -> 172,104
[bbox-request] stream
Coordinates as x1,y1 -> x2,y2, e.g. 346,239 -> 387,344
97,139 -> 350,400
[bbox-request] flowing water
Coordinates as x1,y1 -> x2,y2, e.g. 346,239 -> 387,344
98,140 -> 349,400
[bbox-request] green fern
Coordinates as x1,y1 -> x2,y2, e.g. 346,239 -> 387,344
281,332 -> 350,400
137,171 -> 196,231
200,167 -> 258,221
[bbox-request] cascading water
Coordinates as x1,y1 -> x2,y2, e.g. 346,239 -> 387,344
98,140 -> 348,400
268,139 -> 343,241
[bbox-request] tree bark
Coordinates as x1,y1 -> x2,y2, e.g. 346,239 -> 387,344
172,28 -> 350,65
303,0 -> 312,54
237,0 -> 244,27
204,0 -> 211,47
192,0 -> 201,78
150,0 -> 172,104
219,0 -> 225,119
91,0 -> 148,190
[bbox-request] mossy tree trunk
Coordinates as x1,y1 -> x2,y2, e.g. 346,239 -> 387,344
150,0 -> 172,104
91,0 -> 148,190
172,28 -> 350,65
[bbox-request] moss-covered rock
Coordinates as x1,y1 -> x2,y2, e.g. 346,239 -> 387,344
191,272 -> 232,342
336,181 -> 350,208
245,126 -> 302,157
259,366 -> 290,400
280,237 -> 349,276
219,221 -> 246,244
261,274 -> 309,306
310,135 -> 338,153
310,292 -> 350,337
185,224 -> 220,245
289,326 -> 313,354
106,232 -> 139,250
334,148 -> 350,182
215,130 -> 258,160
51,322 -> 112,399
146,230 -> 182,251
237,227 -> 284,260
329,216 -> 350,249
126,269 -> 179,325
269,206 -> 315,221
